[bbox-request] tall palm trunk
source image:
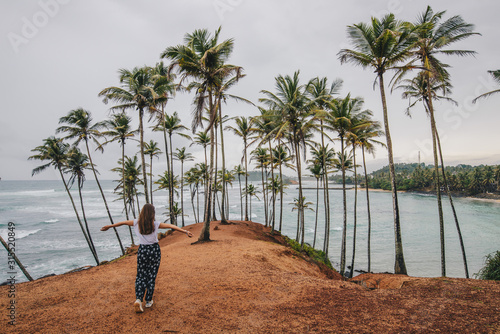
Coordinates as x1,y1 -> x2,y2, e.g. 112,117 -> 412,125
435,127 -> 469,278
121,142 -> 134,245
180,160 -> 185,227
200,123 -> 214,241
168,132 -> 176,225
362,147 -> 372,272
202,144 -> 208,218
321,122 -> 331,257
135,187 -> 141,217
378,74 -> 407,275
244,138 -> 249,221
212,122 -> 218,222
249,192 -> 253,219
58,167 -> 99,265
77,177 -> 98,258
138,108 -> 150,204
349,145 -> 358,278
219,102 -> 229,224
295,140 -> 305,247
238,174 -> 243,220
199,94 -> 215,242
197,182 -> 201,224
161,119 -> 172,219
260,162 -> 268,227
313,175 -> 320,249
268,141 -> 276,231
279,155 -> 284,231
149,154 -> 154,205
427,91 -> 446,277
190,184 -> 198,224
340,136 -> 348,276
84,140 -> 125,255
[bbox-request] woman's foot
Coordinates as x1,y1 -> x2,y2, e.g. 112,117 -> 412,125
145,300 -> 154,308
134,299 -> 144,313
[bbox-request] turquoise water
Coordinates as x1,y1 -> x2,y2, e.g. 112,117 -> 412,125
1,180 -> 499,283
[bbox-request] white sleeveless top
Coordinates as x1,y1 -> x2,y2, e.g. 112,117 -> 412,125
133,219 -> 161,245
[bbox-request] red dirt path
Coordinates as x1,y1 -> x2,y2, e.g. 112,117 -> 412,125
1,221 -> 499,333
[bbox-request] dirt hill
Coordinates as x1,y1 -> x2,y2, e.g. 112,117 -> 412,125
1,221 -> 499,333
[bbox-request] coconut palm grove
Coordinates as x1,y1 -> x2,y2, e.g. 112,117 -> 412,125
28,6 -> 500,280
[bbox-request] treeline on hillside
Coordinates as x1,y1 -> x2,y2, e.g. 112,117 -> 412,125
362,163 -> 500,195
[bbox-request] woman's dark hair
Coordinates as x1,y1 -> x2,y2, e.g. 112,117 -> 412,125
138,204 -> 155,235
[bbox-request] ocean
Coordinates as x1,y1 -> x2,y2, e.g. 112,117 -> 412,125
1,179 -> 499,283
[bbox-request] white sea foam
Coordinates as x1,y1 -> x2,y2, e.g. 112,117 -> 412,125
0,228 -> 41,240
0,189 -> 56,197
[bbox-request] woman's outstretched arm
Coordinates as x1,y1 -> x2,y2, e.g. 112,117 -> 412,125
159,223 -> 193,237
101,220 -> 134,231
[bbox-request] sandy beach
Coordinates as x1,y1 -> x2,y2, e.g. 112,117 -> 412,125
1,221 -> 499,333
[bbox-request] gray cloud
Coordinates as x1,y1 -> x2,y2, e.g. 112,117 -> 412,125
1,0 -> 498,180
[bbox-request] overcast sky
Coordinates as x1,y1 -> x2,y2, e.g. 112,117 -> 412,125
1,0 -> 499,181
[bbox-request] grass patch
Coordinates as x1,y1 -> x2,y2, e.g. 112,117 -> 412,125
475,250 -> 500,281
283,236 -> 333,269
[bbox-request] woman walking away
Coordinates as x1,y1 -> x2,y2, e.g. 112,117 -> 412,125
101,203 -> 193,313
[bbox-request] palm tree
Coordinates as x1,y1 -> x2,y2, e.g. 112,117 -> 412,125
331,150 -> 354,276
150,61 -> 178,209
338,14 -> 416,275
346,113 -> 373,278
99,66 -> 166,204
65,147 -> 99,260
357,120 -> 385,273
100,112 -> 138,229
307,76 -> 343,256
216,168 -> 235,219
260,71 -> 317,247
406,5 -> 479,277
151,61 -> 177,115
325,95 -> 369,276
291,196 -> 314,240
226,116 -> 254,221
251,147 -> 270,227
153,112 -> 190,225
155,171 -> 179,217
473,70 -> 500,103
244,184 -> 260,221
213,73 -> 250,225
162,27 -> 242,242
271,144 -> 294,231
185,165 -> 203,224
167,202 -> 184,224
397,73 -> 456,276
143,140 -> 162,205
252,108 -> 279,230
56,108 -> 125,255
29,137 -> 99,265
174,147 -> 194,227
112,155 -> 143,218
307,161 -> 322,249
233,165 -> 246,220
309,144 -> 335,250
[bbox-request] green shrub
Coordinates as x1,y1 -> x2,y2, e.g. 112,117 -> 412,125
283,236 -> 333,269
476,251 -> 500,280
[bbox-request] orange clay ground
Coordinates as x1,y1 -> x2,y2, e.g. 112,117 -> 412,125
1,221 -> 499,333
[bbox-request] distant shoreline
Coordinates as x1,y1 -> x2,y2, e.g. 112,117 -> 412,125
362,187 -> 500,204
